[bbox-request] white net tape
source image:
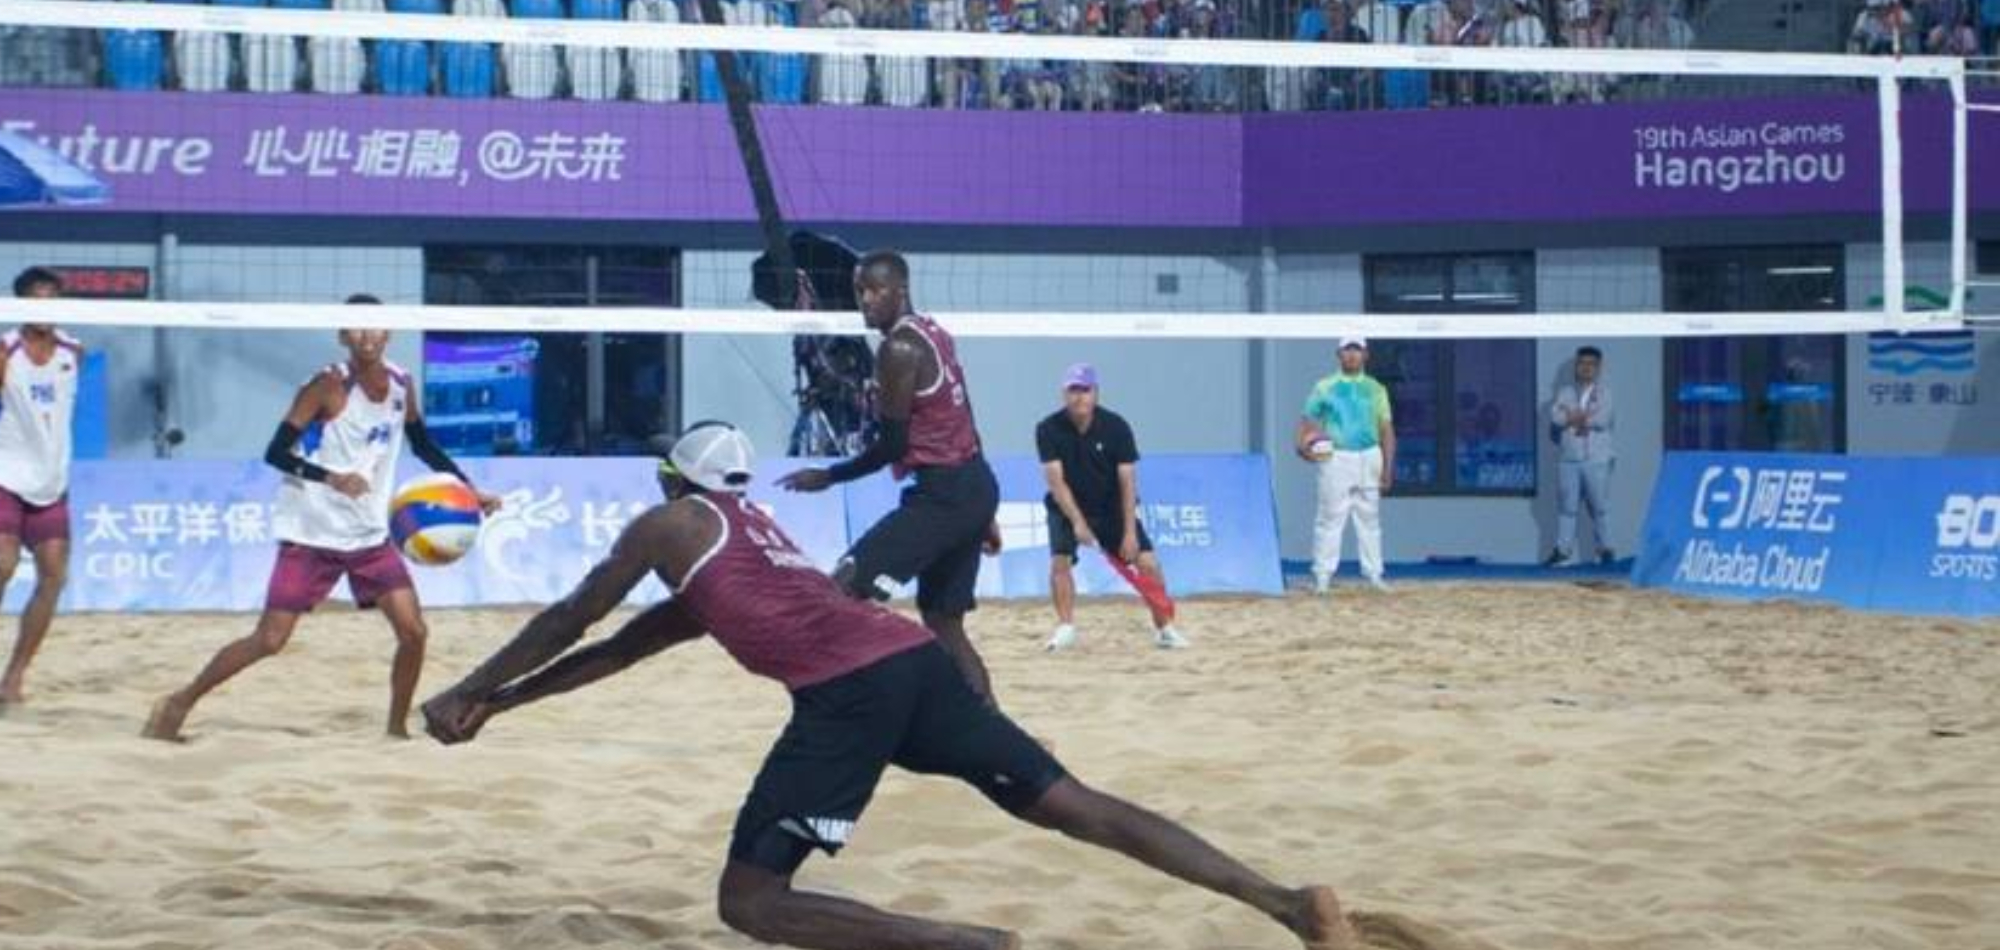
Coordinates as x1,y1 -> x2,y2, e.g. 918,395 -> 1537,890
0,0 -> 1977,339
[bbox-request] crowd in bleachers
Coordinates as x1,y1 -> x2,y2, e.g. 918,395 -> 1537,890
1849,0 -> 1989,57
0,0 -> 1993,111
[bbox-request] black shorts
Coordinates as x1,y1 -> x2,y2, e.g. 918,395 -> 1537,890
728,642 -> 1069,876
843,457 -> 999,615
1045,500 -> 1153,561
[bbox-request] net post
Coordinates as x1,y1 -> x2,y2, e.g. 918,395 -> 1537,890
1878,72 -> 1908,332
1951,68 -> 1969,321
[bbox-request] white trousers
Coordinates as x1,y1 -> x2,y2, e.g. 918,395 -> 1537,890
1313,446 -> 1383,581
1556,459 -> 1613,557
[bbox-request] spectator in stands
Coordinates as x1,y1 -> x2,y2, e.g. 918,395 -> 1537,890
920,0 -> 968,108
1114,5 -> 1165,110
1313,0 -> 1372,111
1000,12 -> 1065,109
1552,0 -> 1615,104
1067,2 -> 1118,110
1925,0 -> 1982,54
956,0 -> 1001,108
1181,0 -> 1239,111
1624,0 -> 1694,49
1984,0 -> 2000,54
1850,0 -> 1916,56
1448,0 -> 1500,105
1498,0 -> 1550,103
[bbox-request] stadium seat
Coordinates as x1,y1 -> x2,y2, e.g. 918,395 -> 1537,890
813,2 -> 867,106
309,0 -> 384,93
625,0 -> 684,102
104,30 -> 166,91
503,0 -> 563,99
381,0 -> 443,95
0,24 -> 96,87
696,0 -> 759,102
756,1 -> 805,105
566,0 -> 624,101
877,54 -> 926,108
160,0 -> 232,93
376,39 -> 431,94
235,0 -> 304,93
443,0 -> 503,97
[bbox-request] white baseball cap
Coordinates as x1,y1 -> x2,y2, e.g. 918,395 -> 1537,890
1338,335 -> 1368,351
662,422 -> 756,494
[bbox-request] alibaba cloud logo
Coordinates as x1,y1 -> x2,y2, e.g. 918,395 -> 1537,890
1692,465 -> 1751,530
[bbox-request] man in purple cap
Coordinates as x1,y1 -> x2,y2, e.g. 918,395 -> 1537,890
1035,364 -> 1187,652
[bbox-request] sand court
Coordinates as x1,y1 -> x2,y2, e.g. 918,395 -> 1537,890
2,586 -> 1995,950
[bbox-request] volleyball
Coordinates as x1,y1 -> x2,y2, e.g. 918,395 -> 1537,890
389,474 -> 483,566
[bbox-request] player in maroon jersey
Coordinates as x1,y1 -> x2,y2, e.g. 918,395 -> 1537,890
420,422 -> 1354,950
778,251 -> 1005,704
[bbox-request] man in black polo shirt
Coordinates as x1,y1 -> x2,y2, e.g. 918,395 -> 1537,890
1036,364 -> 1187,653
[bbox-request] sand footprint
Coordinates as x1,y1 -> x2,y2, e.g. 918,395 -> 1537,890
1350,911 -> 1507,950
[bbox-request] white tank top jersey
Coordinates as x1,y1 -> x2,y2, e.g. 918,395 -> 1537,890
0,329 -> 83,506
273,361 -> 411,552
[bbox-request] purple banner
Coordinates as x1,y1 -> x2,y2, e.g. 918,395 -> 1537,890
0,89 -> 1989,226
0,90 -> 1241,226
1247,92 -> 1987,226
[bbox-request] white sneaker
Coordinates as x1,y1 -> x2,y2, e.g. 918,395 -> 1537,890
1153,626 -> 1190,650
1366,576 -> 1392,593
1045,624 -> 1079,652
1312,574 -> 1332,595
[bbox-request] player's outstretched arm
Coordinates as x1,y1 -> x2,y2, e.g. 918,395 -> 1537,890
488,600 -> 706,715
421,514 -> 666,743
425,599 -> 707,744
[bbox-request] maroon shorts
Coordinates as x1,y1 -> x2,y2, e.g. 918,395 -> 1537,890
0,488 -> 70,548
264,541 -> 414,613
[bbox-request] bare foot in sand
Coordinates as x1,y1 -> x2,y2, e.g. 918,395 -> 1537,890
0,675 -> 24,706
1285,886 -> 1359,950
142,693 -> 192,742
385,726 -> 412,740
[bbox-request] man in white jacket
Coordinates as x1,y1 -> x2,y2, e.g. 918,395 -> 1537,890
1547,346 -> 1614,567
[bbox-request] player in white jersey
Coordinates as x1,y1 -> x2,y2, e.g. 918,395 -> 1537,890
145,297 -> 500,741
0,268 -> 79,707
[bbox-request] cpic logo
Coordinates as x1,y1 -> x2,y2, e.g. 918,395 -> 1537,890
1692,465 -> 1751,529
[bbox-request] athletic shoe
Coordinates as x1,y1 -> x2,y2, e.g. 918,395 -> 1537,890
1597,548 -> 1616,565
1367,576 -> 1392,593
1542,549 -> 1570,567
1154,626 -> 1190,650
1552,555 -> 1582,568
1045,624 -> 1079,652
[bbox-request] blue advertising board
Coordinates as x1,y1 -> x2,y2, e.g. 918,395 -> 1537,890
1634,452 -> 2000,617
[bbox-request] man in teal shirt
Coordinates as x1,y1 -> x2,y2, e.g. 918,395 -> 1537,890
1294,337 -> 1395,595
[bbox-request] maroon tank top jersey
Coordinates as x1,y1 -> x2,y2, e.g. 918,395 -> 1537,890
672,494 -> 932,691
892,314 -> 982,478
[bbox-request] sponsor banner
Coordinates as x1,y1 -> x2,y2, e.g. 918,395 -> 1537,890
22,457 -> 848,612
14,453 -> 1277,612
842,454 -> 1284,602
1,89 -> 1991,226
1634,452 -> 2000,617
